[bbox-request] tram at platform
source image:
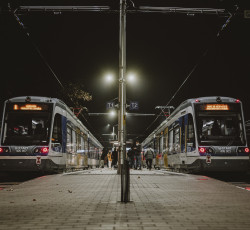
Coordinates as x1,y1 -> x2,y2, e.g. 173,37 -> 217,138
0,96 -> 103,173
142,96 -> 250,172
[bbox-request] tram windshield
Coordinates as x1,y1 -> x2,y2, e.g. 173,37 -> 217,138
195,103 -> 246,146
2,103 -> 52,146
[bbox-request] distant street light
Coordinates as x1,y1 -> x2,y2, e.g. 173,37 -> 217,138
109,110 -> 116,117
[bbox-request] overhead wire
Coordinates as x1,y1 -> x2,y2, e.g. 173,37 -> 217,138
143,5 -> 239,135
11,6 -> 104,143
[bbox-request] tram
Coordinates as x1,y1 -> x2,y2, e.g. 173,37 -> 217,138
0,96 -> 103,173
141,96 -> 250,172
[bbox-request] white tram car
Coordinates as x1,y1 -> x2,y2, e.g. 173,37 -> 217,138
142,96 -> 250,172
0,96 -> 103,173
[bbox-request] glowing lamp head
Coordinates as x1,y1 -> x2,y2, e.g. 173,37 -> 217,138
109,110 -> 116,117
105,73 -> 114,83
127,73 -> 136,83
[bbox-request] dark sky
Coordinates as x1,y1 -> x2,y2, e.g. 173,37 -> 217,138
1,0 -> 250,147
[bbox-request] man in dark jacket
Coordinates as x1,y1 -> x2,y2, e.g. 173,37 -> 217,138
133,140 -> 142,170
144,144 -> 154,170
112,147 -> 118,168
127,147 -> 135,169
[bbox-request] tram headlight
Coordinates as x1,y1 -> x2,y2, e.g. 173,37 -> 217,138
0,147 -> 10,153
34,147 -> 49,156
237,147 -> 250,154
199,147 -> 206,153
208,148 -> 214,154
41,147 -> 49,155
198,147 -> 213,155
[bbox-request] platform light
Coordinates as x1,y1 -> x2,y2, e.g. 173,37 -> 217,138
104,73 -> 115,83
127,73 -> 136,83
109,110 -> 116,117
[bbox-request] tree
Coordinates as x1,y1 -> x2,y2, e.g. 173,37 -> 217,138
60,82 -> 92,116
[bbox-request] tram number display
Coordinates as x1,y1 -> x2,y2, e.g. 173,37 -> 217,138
205,104 -> 229,110
11,104 -> 49,111
199,104 -> 230,111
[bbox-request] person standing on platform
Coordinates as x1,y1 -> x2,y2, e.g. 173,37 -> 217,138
107,150 -> 112,169
134,140 -> 142,170
127,147 -> 135,169
100,150 -> 105,168
102,147 -> 108,167
144,144 -> 154,170
112,147 -> 118,168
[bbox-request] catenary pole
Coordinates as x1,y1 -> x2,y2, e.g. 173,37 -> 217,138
118,0 -> 128,202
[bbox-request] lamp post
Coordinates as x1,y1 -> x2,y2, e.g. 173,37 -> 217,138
118,0 -> 129,203
112,124 -> 118,141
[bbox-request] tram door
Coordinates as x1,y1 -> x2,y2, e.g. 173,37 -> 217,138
182,114 -> 196,155
179,116 -> 187,165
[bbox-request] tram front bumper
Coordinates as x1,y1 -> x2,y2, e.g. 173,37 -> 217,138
190,158 -> 250,172
0,158 -> 60,172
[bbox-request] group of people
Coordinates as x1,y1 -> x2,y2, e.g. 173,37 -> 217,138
127,140 -> 155,170
100,147 -> 118,169
100,140 -> 155,170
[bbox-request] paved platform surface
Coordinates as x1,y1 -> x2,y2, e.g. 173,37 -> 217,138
1,168 -> 250,230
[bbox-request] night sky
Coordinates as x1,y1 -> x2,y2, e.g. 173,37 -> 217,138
1,0 -> 250,147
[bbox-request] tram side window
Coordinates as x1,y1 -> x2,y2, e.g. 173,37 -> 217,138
181,117 -> 185,150
168,129 -> 174,153
81,136 -> 85,152
67,126 -> 73,153
155,137 -> 159,154
77,133 -> 81,150
52,114 -> 62,152
163,128 -> 168,153
159,135 -> 163,154
174,126 -> 180,152
187,114 -> 196,150
72,130 -> 76,153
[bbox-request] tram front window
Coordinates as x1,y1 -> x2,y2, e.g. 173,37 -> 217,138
2,112 -> 51,145
196,113 -> 245,146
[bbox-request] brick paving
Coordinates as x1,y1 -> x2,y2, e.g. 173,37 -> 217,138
0,168 -> 250,230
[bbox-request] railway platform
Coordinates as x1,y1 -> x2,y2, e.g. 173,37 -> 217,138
1,168 -> 250,230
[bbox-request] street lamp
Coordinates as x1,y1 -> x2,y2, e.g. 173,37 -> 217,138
112,124 -> 118,141
127,72 -> 137,83
104,73 -> 115,84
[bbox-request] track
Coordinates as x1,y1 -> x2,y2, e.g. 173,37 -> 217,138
202,172 -> 250,191
0,172 -> 44,190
